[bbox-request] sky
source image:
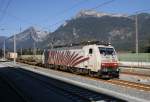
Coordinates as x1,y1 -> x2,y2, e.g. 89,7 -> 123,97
0,0 -> 150,37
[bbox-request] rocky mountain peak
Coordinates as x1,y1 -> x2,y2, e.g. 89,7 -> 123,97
75,9 -> 128,18
5,26 -> 49,49
9,26 -> 49,42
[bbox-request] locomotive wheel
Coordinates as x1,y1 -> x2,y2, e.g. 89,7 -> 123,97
89,71 -> 94,77
89,71 -> 99,77
54,65 -> 59,70
70,67 -> 78,74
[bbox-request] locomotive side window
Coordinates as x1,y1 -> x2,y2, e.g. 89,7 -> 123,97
89,48 -> 93,54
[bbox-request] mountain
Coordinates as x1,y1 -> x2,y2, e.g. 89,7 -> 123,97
43,10 -> 150,52
75,10 -> 128,18
5,26 -> 48,50
3,10 -> 150,52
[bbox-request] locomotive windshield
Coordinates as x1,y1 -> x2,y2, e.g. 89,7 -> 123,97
99,47 -> 115,55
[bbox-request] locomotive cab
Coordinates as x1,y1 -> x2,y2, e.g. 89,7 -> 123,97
82,44 -> 119,78
98,46 -> 119,78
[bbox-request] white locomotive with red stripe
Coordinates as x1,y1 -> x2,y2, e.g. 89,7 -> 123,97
43,43 -> 119,78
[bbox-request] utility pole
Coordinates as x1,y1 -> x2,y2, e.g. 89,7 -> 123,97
0,28 -> 5,60
20,26 -> 22,57
135,12 -> 140,68
33,41 -> 36,56
3,40 -> 5,60
14,33 -> 16,64
20,47 -> 22,56
135,12 -> 139,54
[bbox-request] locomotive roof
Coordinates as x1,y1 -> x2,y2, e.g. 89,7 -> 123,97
49,44 -> 113,51
46,41 -> 113,51
54,45 -> 83,50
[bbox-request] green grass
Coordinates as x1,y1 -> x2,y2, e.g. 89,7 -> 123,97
118,53 -> 150,62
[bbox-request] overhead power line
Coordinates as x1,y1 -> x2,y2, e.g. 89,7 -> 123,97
0,0 -> 116,33
48,0 -> 115,29
134,8 -> 150,13
0,0 -> 12,24
41,0 -> 89,23
90,0 -> 115,10
39,0 -> 90,30
41,0 -> 90,30
0,0 -> 89,31
0,7 -> 43,30
0,0 -> 5,11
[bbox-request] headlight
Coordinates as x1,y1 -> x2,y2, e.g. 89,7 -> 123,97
116,68 -> 119,71
101,63 -> 105,66
114,63 -> 118,66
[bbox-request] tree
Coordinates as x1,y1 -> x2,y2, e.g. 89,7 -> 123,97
144,39 -> 150,53
145,45 -> 150,53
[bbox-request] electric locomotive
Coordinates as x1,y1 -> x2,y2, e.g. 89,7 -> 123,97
42,41 -> 119,78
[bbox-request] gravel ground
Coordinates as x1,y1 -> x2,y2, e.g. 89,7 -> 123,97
119,67 -> 150,84
120,67 -> 150,76
120,73 -> 150,84
2,62 -> 150,102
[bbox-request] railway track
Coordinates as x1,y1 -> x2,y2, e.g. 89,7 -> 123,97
80,74 -> 150,92
5,61 -> 150,94
107,79 -> 150,91
14,68 -> 125,102
121,72 -> 150,77
16,61 -> 150,92
52,69 -> 150,92
76,75 -> 150,92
